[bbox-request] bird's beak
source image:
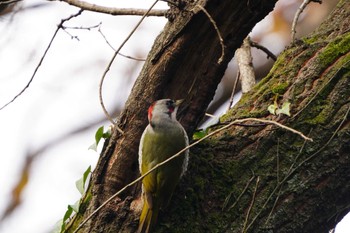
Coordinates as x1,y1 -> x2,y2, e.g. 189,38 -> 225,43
175,99 -> 184,107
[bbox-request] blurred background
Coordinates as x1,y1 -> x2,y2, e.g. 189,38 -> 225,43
0,0 -> 347,232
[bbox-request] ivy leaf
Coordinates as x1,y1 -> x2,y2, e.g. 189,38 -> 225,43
56,166 -> 91,233
193,128 -> 209,140
52,219 -> 63,233
276,101 -> 291,116
69,200 -> 80,213
102,127 -> 112,139
58,200 -> 79,232
88,142 -> 97,151
75,166 -> 91,195
59,205 -> 74,232
95,126 -> 104,143
89,126 -> 112,151
268,104 -> 278,115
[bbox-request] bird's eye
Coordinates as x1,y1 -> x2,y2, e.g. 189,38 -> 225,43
166,100 -> 174,107
166,100 -> 175,112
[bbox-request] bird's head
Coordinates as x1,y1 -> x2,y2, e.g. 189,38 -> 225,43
148,99 -> 183,123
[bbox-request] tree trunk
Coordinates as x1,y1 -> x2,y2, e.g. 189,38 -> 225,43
65,0 -> 350,232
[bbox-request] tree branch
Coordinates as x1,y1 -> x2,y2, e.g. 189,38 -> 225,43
0,9 -> 83,111
57,0 -> 167,17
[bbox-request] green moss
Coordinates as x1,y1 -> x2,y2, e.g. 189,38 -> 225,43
302,36 -> 319,45
253,72 -> 274,90
219,113 -> 232,123
318,32 -> 350,67
305,106 -> 331,125
220,107 -> 268,123
292,80 -> 306,97
298,97 -> 331,125
268,48 -> 294,75
271,82 -> 289,95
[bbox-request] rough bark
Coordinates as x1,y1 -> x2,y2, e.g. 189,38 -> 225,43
64,0 -> 277,232
65,0 -> 350,233
177,1 -> 349,232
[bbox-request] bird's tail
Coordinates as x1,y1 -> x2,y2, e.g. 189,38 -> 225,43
137,198 -> 159,233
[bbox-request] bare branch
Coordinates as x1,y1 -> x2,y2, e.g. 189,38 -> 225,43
58,0 -> 167,17
227,69 -> 240,111
0,9 -> 83,111
248,38 -> 277,61
98,0 -> 159,129
195,4 -> 225,64
291,0 -> 322,42
236,37 -> 255,93
62,22 -> 101,30
98,25 -> 146,61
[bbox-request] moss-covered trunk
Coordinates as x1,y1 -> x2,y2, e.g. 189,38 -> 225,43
172,1 -> 350,232
65,0 -> 350,232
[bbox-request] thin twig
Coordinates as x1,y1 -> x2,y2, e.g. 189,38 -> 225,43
226,175 -> 255,211
0,0 -> 21,5
247,130 -> 314,230
61,27 -> 80,41
61,22 -> 102,41
73,117 -> 312,232
293,59 -> 350,119
294,104 -> 350,172
285,128 -> 313,176
196,4 -> 225,64
228,70 -> 240,112
263,128 -> 311,225
291,0 -> 322,42
62,22 -> 101,30
265,128 -> 312,226
98,25 -> 146,61
248,38 -> 277,61
276,139 -> 280,183
98,0 -> 159,130
247,105 -> 349,231
205,113 -> 216,118
242,176 -> 260,233
264,185 -> 282,225
239,118 -> 313,141
0,9 -> 83,111
58,0 -> 167,17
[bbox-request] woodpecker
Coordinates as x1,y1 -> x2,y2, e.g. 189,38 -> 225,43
138,99 -> 189,233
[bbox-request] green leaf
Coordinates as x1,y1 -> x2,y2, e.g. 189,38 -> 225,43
95,126 -> 104,145
56,165 -> 91,233
63,205 -> 73,222
276,101 -> 291,116
102,126 -> 112,139
193,129 -> 208,140
69,200 -> 80,213
268,104 -> 277,115
52,219 -> 63,233
59,205 -> 74,233
75,166 -> 91,195
76,178 -> 84,195
83,165 -> 91,183
89,126 -> 112,151
88,142 -> 97,151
